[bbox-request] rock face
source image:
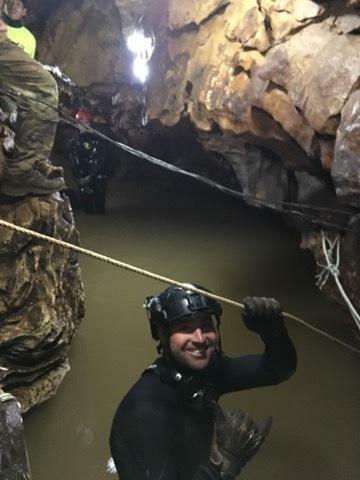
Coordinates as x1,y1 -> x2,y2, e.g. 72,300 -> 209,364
333,91 -> 360,207
0,193 -> 84,412
0,391 -> 31,479
16,0 -> 360,343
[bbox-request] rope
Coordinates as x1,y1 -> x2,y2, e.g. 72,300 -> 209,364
0,218 -> 359,355
316,231 -> 360,332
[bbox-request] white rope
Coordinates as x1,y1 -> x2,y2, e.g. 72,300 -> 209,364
0,218 -> 359,355
316,231 -> 360,332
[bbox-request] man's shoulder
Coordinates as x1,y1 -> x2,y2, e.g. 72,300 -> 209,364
121,370 -> 177,406
128,369 -> 176,401
113,372 -> 177,426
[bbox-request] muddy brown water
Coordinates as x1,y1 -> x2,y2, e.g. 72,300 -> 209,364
24,177 -> 360,480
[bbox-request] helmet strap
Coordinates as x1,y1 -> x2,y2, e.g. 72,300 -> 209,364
215,315 -> 223,354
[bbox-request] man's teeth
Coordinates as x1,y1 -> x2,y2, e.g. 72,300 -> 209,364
188,349 -> 206,357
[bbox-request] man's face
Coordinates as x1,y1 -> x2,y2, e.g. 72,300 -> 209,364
164,315 -> 217,371
5,0 -> 27,21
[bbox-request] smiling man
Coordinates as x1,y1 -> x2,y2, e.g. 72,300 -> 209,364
110,284 -> 297,480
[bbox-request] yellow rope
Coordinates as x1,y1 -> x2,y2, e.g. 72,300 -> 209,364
0,218 -> 359,355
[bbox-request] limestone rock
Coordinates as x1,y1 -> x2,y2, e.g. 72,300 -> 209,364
261,0 -> 324,41
256,23 -> 360,133
0,392 -> 31,479
225,1 -> 270,52
0,194 -> 84,412
38,0 -> 130,87
319,138 -> 335,171
224,145 -> 289,207
169,0 -> 229,29
334,13 -> 360,34
262,87 -> 315,154
332,91 -> 360,207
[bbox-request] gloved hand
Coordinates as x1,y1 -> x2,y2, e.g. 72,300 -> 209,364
210,409 -> 273,479
242,297 -> 285,339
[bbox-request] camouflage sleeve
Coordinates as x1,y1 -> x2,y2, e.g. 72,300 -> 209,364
0,1 -> 7,35
0,20 -> 7,35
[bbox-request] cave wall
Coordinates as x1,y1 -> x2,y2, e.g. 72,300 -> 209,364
0,194 -> 85,412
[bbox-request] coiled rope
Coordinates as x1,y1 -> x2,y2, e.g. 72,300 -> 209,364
0,218 -> 359,355
316,231 -> 360,332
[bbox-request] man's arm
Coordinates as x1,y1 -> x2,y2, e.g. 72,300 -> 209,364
218,297 -> 297,393
219,330 -> 297,393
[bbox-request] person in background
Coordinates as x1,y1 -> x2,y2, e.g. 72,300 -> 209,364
0,0 -> 64,196
70,109 -> 108,214
110,284 -> 297,480
2,0 -> 35,58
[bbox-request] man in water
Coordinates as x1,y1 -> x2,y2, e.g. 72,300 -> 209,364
110,284 -> 297,479
70,109 -> 108,214
0,0 -> 65,196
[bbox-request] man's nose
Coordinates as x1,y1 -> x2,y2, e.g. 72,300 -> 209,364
192,328 -> 205,343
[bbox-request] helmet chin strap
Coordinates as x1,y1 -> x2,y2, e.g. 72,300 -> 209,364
215,315 -> 223,354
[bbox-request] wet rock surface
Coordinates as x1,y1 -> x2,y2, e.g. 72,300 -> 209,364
333,91 -> 360,207
0,392 -> 31,479
0,193 -> 85,412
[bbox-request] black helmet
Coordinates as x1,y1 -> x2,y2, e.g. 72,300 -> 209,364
144,284 -> 222,340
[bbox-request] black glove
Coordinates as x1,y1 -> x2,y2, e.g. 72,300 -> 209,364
210,409 -> 273,479
242,297 -> 285,339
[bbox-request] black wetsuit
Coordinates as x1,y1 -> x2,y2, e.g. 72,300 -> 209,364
69,132 -> 108,214
110,330 -> 297,480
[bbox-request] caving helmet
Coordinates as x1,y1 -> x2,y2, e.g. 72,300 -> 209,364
144,284 -> 223,341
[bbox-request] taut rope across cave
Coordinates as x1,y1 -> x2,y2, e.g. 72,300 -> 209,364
0,217 -> 359,355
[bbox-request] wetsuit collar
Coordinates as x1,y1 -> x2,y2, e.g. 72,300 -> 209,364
144,357 -> 220,410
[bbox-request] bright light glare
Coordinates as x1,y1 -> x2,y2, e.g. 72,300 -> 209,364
126,30 -> 155,83
133,58 -> 149,84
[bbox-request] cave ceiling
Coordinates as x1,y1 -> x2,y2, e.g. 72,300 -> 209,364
21,0 -> 360,210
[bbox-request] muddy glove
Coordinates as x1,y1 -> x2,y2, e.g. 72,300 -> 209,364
210,409 -> 273,479
242,297 -> 285,339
